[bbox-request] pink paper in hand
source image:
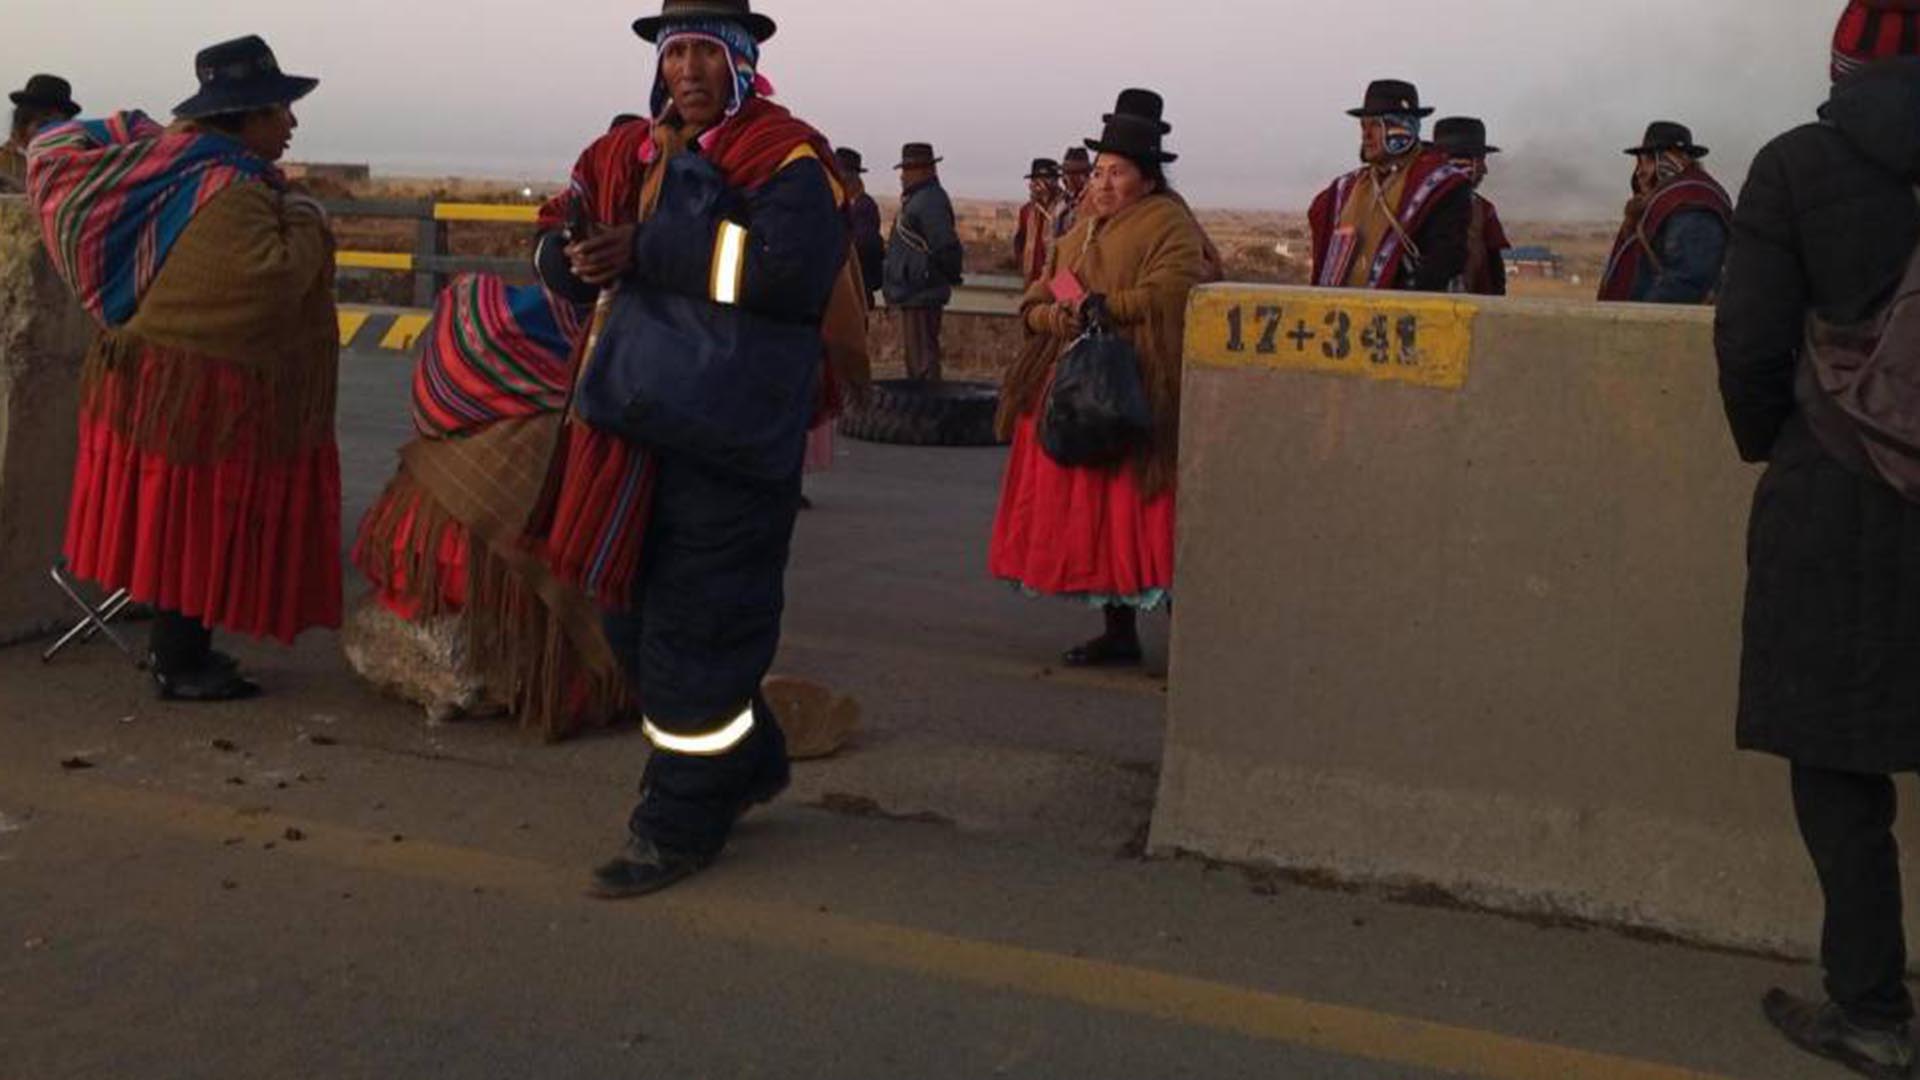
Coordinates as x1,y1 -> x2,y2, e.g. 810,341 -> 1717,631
1050,267 -> 1087,305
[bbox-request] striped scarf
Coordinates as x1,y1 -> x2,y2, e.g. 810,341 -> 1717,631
26,110 -> 275,328
415,274 -> 589,438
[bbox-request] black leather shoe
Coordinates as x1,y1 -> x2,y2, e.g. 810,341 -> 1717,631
152,665 -> 262,704
588,836 -> 713,900
1062,634 -> 1144,669
1764,989 -> 1916,1079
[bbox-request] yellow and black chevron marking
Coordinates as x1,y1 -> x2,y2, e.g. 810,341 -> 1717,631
338,305 -> 432,353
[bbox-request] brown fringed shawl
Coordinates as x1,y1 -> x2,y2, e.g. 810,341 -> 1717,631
997,192 -> 1210,497
81,182 -> 338,464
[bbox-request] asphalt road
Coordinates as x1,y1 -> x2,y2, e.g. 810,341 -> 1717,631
0,348 -> 1850,1079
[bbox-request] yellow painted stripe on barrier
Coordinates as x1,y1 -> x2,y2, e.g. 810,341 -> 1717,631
433,203 -> 541,223
336,310 -> 370,347
1186,287 -> 1477,392
379,313 -> 431,351
338,251 -> 415,272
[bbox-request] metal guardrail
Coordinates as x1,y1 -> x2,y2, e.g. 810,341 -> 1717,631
324,198 -> 1027,315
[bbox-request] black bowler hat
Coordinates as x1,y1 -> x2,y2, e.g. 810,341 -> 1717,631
1025,157 -> 1060,180
1624,121 -> 1708,157
1085,88 -> 1178,165
9,74 -> 80,118
895,142 -> 943,169
834,147 -> 868,175
1347,79 -> 1435,118
634,0 -> 777,43
1061,147 -> 1092,173
1434,116 -> 1500,157
172,36 -> 318,120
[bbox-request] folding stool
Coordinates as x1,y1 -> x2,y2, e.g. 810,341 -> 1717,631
41,558 -> 142,666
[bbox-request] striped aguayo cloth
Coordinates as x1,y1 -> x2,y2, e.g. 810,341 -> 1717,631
27,110 -> 274,328
414,274 -> 587,438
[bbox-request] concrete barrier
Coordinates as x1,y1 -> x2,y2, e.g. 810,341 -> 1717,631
0,196 -> 89,645
1151,284 -> 1873,959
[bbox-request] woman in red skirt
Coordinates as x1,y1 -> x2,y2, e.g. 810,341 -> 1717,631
989,89 -> 1214,667
31,36 -> 338,702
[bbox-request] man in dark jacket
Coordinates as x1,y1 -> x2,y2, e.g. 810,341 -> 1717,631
536,0 -> 847,899
1598,122 -> 1732,304
884,142 -> 963,381
1056,146 -> 1091,238
1716,13 -> 1920,1072
1434,116 -> 1510,297
835,146 -> 884,305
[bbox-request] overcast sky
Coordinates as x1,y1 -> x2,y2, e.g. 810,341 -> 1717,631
4,0 -> 1834,218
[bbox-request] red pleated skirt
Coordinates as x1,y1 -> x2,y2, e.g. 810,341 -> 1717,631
353,481 -> 469,622
988,414 -> 1175,608
63,371 -> 343,644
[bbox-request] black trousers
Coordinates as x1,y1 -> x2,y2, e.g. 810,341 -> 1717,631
149,610 -> 213,676
627,696 -> 789,857
602,450 -> 802,858
1791,763 -> 1915,1029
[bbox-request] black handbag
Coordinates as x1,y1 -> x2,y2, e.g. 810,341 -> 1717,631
1039,298 -> 1153,469
574,154 -> 820,482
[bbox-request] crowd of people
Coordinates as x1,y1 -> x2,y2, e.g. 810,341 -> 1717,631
8,0 -> 1920,1074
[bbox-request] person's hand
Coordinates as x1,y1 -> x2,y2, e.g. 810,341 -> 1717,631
566,223 -> 638,287
1056,302 -> 1085,337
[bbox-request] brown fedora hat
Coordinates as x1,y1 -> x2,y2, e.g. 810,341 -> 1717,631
1347,78 -> 1434,118
895,142 -> 943,169
1624,121 -> 1708,158
1434,116 -> 1500,157
9,74 -> 81,117
634,0 -> 777,43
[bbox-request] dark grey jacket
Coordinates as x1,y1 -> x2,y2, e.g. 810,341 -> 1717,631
1634,211 -> 1728,304
883,178 -> 964,308
1715,59 -> 1920,772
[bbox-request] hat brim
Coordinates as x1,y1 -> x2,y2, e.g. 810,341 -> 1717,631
8,92 -> 81,117
172,74 -> 318,120
894,158 -> 943,169
1348,106 -> 1437,118
1623,144 -> 1708,157
1084,139 -> 1177,165
1441,145 -> 1501,157
1101,112 -> 1172,136
634,11 -> 777,42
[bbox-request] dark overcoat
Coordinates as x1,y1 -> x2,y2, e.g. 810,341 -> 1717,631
1715,60 -> 1920,772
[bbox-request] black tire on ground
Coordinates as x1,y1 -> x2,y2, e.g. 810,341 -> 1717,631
838,379 -> 1008,447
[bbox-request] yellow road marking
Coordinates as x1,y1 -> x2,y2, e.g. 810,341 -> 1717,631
1186,286 -> 1477,391
9,769 -> 1733,1080
336,310 -> 370,347
433,202 -> 540,224
337,251 -> 415,272
379,313 -> 431,351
